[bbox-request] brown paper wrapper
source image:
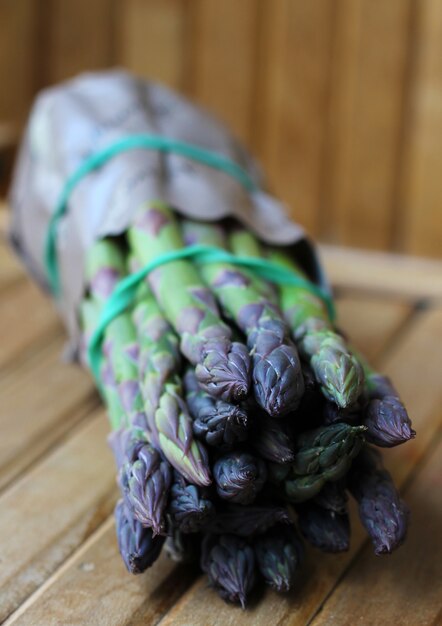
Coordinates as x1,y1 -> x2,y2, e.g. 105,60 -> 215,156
9,70 -> 329,357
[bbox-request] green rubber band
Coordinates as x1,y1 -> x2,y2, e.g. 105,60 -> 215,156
44,134 -> 258,297
87,244 -> 336,385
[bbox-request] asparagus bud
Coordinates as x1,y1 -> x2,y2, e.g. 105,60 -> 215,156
250,411 -> 295,464
348,447 -> 409,555
119,443 -> 172,535
296,502 -> 350,553
213,452 -> 267,505
313,481 -> 348,514
184,368 -> 249,448
128,203 -> 251,402
284,423 -> 366,502
364,374 -> 415,447
201,534 -> 256,608
168,471 -> 215,533
254,525 -> 304,592
164,527 -> 199,563
114,500 -> 165,574
181,219 -> 304,417
207,504 -> 291,537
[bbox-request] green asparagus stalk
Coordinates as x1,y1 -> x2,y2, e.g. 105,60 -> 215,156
229,230 -> 364,409
268,248 -> 364,409
181,219 -> 304,417
127,203 -> 251,403
80,299 -> 125,430
85,239 -> 146,428
131,282 -> 212,487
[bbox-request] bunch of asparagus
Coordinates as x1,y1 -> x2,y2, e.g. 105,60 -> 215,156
80,203 -> 414,607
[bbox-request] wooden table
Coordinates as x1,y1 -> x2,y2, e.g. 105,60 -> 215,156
1,234 -> 441,626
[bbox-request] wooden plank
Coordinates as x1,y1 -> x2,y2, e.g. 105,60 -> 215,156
335,294 -> 412,364
0,411 -> 116,622
143,308 -> 442,625
118,0 -> 188,91
44,0 -> 115,84
189,0 -> 258,144
310,436 -> 442,626
0,243 -> 23,291
322,0 -> 411,249
258,0 -> 334,235
6,519 -> 194,626
399,0 -> 442,257
321,244 -> 442,301
0,335 -> 96,491
0,0 -> 38,126
0,279 -> 60,372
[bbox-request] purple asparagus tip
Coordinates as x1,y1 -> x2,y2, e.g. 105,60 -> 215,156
348,447 -> 409,555
119,444 -> 172,535
201,534 -> 256,608
168,471 -> 215,533
213,452 -> 267,505
196,340 -> 252,403
364,396 -> 416,448
250,318 -> 305,417
297,502 -> 350,553
254,524 -> 304,592
114,500 -> 165,574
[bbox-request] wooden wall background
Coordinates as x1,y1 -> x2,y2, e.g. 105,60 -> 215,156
1,0 -> 441,257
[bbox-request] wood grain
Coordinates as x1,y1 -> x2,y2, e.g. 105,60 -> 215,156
322,0 -> 412,249
6,517 -> 195,626
0,411 -> 116,622
0,279 -> 60,371
399,0 -> 442,257
189,0 -> 259,144
322,244 -> 442,301
43,0 -> 115,84
310,435 -> 442,626
0,243 -> 23,290
0,0 -> 38,125
259,0 -> 334,235
335,294 -> 412,364
119,0 -> 188,91
0,335 -> 96,491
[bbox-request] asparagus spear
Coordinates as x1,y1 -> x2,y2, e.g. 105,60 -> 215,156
270,248 -> 365,409
130,281 -> 211,487
184,368 -> 249,449
168,470 -> 215,533
213,451 -> 267,505
296,502 -> 350,553
348,447 -> 409,555
85,239 -> 146,428
80,299 -> 125,430
313,480 -> 349,514
250,409 -> 295,464
254,525 -> 304,592
118,441 -> 172,535
128,203 -> 251,403
181,219 -> 304,417
207,504 -> 291,537
229,230 -> 364,409
363,367 -> 415,447
114,500 -> 165,574
201,534 -> 256,608
164,528 -> 200,563
282,423 -> 366,502
86,239 -> 211,486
